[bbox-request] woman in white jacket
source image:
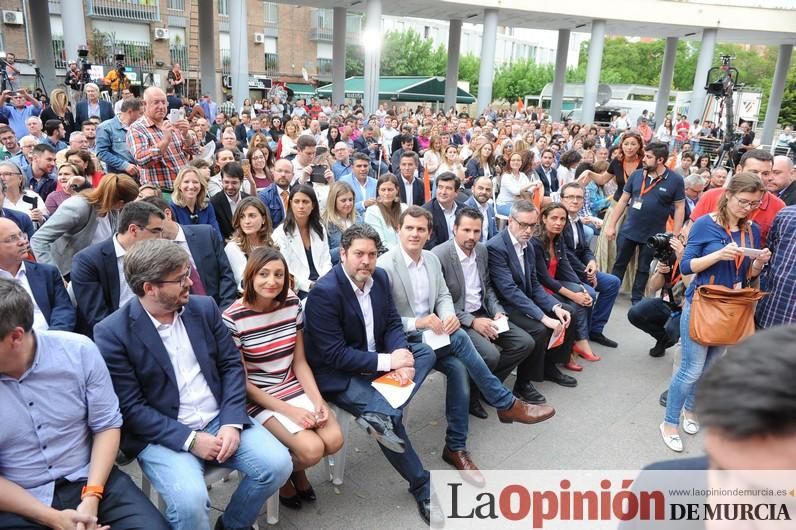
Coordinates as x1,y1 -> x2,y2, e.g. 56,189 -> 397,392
224,196 -> 276,290
272,184 -> 332,298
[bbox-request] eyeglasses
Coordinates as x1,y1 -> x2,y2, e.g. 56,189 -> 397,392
511,216 -> 537,231
561,194 -> 584,201
134,224 -> 164,237
155,268 -> 192,287
0,231 -> 27,244
0,171 -> 22,178
734,196 -> 761,209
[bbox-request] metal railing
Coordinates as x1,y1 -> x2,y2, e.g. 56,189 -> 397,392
168,0 -> 185,11
317,58 -> 333,78
218,0 -> 228,17
87,0 -> 160,22
220,48 -> 230,76
96,40 -> 155,69
264,1 -> 278,24
310,8 -> 333,41
264,53 -> 279,76
52,38 -> 67,69
169,45 -> 188,70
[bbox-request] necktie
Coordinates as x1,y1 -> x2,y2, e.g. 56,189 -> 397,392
280,190 -> 289,212
189,266 -> 206,296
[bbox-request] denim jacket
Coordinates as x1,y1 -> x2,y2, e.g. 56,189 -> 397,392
96,116 -> 135,173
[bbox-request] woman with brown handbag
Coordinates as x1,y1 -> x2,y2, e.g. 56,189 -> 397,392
660,172 -> 771,452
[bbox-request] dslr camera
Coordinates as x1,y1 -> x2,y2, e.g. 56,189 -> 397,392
646,232 -> 675,264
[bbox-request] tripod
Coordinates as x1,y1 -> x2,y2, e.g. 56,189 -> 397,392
33,66 -> 48,97
0,59 -> 10,92
705,56 -> 739,172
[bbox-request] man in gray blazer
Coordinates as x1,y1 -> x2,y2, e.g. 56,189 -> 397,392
431,207 -> 534,419
377,206 -> 555,487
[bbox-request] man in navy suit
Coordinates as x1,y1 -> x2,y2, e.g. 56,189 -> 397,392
71,201 -> 165,336
559,182 -> 620,347
464,176 -> 498,242
257,158 -> 293,228
422,172 -> 465,249
0,217 -> 75,331
141,197 -> 237,310
396,150 -> 425,207
210,162 -> 249,240
535,149 -> 559,197
74,83 -> 115,125
94,240 -> 291,530
487,200 -> 578,405
303,224 -> 441,526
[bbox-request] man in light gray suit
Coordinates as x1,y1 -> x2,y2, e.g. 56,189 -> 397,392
377,206 -> 555,487
431,207 -> 534,419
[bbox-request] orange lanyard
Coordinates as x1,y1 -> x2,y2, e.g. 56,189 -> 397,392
670,258 -> 682,285
639,172 -> 662,197
723,226 -> 747,278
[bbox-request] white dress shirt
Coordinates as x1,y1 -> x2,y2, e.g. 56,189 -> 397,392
508,229 -> 525,274
475,201 -> 489,242
400,175 -> 416,206
112,235 -> 136,308
402,248 -> 430,331
226,192 -> 242,216
173,225 -> 198,268
455,241 -> 482,313
569,214 -> 580,247
345,273 -> 391,372
0,262 -> 47,330
441,203 -> 456,238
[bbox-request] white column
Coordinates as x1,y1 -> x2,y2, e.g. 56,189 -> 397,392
229,0 -> 249,109
26,2 -> 57,93
687,28 -> 717,123
654,37 -> 679,127
198,0 -> 217,100
761,44 -> 794,148
61,0 -> 87,66
549,29 -> 570,122
444,19 -> 462,112
363,0 -> 383,115
581,19 -> 606,125
476,9 -> 498,115
332,7 -> 347,106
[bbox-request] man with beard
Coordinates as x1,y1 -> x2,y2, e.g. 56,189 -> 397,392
464,176 -> 497,242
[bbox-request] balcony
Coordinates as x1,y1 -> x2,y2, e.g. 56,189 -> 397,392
88,0 -> 160,22
310,8 -> 333,42
96,40 -> 155,69
264,53 -> 279,76
167,0 -> 185,11
170,45 -> 188,70
52,38 -> 67,69
220,48 -> 230,76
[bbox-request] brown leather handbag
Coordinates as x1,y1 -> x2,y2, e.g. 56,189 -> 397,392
689,278 -> 765,346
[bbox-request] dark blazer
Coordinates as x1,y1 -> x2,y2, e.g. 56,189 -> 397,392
258,184 -> 286,228
464,195 -> 497,241
210,191 -> 250,240
561,218 -> 596,281
234,123 -> 249,150
535,165 -> 559,196
422,198 -> 466,249
431,240 -> 504,327
486,229 -> 558,321
94,296 -> 249,457
352,134 -> 372,155
303,265 -> 409,394
71,238 -> 119,336
1,207 -> 34,240
183,224 -> 238,310
75,99 -> 114,125
390,135 -> 419,156
779,180 -> 796,206
529,236 -> 582,294
398,175 -> 425,207
169,201 -> 223,239
25,260 -> 75,331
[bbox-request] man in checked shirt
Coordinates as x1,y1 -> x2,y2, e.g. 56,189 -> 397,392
127,87 -> 198,197
756,205 -> 796,329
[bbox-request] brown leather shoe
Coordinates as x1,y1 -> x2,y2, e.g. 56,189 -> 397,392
497,398 -> 555,424
442,446 -> 486,488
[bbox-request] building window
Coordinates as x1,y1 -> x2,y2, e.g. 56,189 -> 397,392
264,2 -> 278,24
264,53 -> 278,74
168,0 -> 184,10
218,0 -> 228,16
424,25 -> 430,39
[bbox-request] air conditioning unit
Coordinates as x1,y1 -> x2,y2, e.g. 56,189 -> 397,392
154,27 -> 170,40
2,11 -> 23,25
254,33 -> 265,44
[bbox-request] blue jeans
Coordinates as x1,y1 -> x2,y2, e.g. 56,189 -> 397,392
433,355 -> 470,451
331,342 -> 435,502
137,416 -> 292,530
496,203 -> 512,217
627,297 -> 680,344
664,299 -> 724,426
585,271 -> 620,335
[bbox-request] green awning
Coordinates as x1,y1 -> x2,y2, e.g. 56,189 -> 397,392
286,83 -> 317,97
316,76 -> 475,104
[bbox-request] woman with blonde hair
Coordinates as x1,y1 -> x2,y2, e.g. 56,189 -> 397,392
322,181 -> 360,264
224,196 -> 276,289
465,140 -> 498,189
423,134 -> 445,175
45,162 -> 87,215
39,87 -> 76,138
436,144 -> 466,184
278,120 -> 300,159
168,166 -> 222,237
363,173 -> 405,252
31,173 -> 138,276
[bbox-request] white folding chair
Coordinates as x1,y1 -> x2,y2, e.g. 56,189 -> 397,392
324,403 -> 355,486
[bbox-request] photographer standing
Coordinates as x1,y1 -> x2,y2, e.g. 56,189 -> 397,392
627,226 -> 691,357
660,172 -> 771,453
2,53 -> 19,92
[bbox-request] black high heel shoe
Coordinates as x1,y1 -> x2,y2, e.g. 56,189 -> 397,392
279,482 -> 302,510
291,472 -> 317,502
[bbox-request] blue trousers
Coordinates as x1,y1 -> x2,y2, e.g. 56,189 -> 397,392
584,271 -> 621,335
331,342 -> 436,502
137,415 -> 292,530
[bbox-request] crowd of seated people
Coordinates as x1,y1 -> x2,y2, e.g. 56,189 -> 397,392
2,85 -> 796,528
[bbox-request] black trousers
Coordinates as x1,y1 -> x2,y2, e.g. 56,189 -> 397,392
465,309 -> 533,383
627,297 -> 682,345
612,235 -> 656,303
508,305 -> 576,384
0,467 -> 169,530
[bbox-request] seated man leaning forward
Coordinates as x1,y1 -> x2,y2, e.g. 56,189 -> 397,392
94,239 -> 292,530
302,223 -> 440,526
0,278 -> 168,530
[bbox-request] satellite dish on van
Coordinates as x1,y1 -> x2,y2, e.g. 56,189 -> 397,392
597,84 -> 612,106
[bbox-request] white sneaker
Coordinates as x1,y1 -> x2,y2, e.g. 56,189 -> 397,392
660,423 -> 683,452
682,414 -> 700,435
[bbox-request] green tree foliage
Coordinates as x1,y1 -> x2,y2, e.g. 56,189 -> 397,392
458,54 -> 481,96
345,44 -> 364,77
492,60 -> 555,101
378,30 -> 447,77
779,66 -> 796,126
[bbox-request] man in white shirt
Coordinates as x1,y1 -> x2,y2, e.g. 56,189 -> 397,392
71,201 -> 165,336
94,240 -> 292,530
464,176 -> 497,242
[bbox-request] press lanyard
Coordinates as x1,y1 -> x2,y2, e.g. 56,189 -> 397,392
639,171 -> 663,197
669,259 -> 682,286
723,226 -> 747,280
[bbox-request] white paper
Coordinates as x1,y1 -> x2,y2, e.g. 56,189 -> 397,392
269,393 -> 316,434
372,380 -> 416,409
493,316 -> 510,334
422,329 -> 451,350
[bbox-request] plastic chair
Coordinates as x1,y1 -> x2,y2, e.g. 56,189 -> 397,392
324,403 -> 354,486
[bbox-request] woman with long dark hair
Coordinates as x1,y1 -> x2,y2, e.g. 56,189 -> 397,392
272,185 -> 332,297
363,173 -> 405,252
224,196 -> 276,289
223,247 -> 343,509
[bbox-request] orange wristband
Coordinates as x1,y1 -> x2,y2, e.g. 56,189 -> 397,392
81,485 -> 104,500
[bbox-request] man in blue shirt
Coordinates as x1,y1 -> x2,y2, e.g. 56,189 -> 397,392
605,142 -> 685,303
331,141 -> 352,180
0,89 -> 42,139
0,279 -> 168,529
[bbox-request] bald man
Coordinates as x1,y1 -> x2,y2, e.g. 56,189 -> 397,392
126,87 -> 198,194
332,141 -> 353,179
770,155 -> 795,206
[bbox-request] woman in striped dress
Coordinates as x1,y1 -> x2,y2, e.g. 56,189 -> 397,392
223,247 -> 343,510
